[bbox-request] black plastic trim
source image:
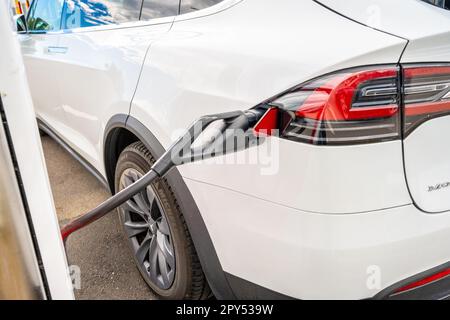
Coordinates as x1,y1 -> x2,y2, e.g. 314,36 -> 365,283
37,119 -> 110,190
103,114 -> 131,193
225,273 -> 294,300
103,114 -> 236,299
374,261 -> 450,300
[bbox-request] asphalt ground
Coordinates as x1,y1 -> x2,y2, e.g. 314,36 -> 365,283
41,135 -> 156,300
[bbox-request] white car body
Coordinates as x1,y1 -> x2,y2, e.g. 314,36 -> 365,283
19,0 -> 450,299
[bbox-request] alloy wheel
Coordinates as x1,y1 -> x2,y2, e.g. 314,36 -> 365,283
119,168 -> 175,290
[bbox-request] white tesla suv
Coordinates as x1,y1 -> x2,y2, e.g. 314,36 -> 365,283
18,0 -> 450,300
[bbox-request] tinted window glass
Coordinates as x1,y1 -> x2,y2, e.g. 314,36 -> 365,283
27,0 -> 64,31
140,0 -> 179,20
62,0 -> 142,29
180,0 -> 223,14
422,0 -> 450,9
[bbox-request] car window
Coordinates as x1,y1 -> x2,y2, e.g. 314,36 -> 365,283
179,0 -> 224,14
422,0 -> 450,9
62,0 -> 142,29
140,0 -> 180,20
27,0 -> 64,32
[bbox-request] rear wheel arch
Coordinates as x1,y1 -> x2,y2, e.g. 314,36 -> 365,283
104,115 -> 139,193
103,114 -> 236,299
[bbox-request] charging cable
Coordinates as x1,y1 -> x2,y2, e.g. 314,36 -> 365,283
61,108 -> 267,241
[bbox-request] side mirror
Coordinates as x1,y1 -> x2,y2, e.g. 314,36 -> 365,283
14,14 -> 27,33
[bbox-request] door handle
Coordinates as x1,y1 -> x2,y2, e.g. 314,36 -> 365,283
47,46 -> 68,54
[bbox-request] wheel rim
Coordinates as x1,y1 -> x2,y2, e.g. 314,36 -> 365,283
119,168 -> 175,290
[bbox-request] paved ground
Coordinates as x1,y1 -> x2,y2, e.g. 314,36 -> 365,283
41,135 -> 155,300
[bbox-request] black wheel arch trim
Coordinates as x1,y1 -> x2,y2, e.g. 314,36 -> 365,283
104,114 -> 237,299
225,273 -> 295,300
103,114 -> 131,193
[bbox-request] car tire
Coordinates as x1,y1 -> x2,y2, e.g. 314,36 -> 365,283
114,141 -> 211,300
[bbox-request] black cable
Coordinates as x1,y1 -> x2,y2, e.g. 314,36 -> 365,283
61,108 -> 268,242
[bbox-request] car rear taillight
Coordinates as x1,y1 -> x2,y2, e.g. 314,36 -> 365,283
255,65 -> 450,144
393,268 -> 450,295
403,66 -> 450,136
264,66 -> 401,145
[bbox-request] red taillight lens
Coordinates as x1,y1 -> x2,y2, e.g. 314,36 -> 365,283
270,66 -> 401,145
393,268 -> 450,295
294,69 -> 399,121
403,66 -> 450,136
257,65 -> 450,144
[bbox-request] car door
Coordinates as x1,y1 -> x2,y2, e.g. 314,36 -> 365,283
19,0 -> 66,131
54,0 -> 179,173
